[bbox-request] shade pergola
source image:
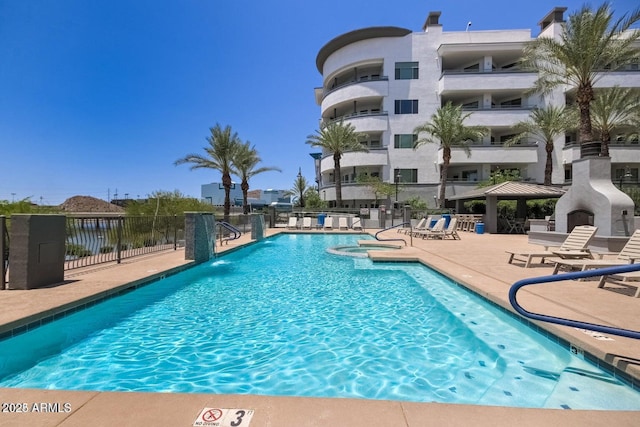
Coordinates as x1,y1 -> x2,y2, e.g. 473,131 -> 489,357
448,181 -> 566,233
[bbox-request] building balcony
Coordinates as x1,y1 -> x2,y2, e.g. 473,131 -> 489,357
438,70 -> 537,94
323,110 -> 389,133
462,107 -> 535,127
320,148 -> 388,173
321,76 -> 389,104
438,144 -> 538,165
321,81 -> 388,116
562,142 -> 640,164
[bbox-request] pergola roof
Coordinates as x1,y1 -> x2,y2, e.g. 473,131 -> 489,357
448,181 -> 566,201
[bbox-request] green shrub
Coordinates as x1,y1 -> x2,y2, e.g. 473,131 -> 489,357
66,244 -> 91,257
99,246 -> 114,254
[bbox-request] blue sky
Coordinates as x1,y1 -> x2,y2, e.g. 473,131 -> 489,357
1,0 -> 637,205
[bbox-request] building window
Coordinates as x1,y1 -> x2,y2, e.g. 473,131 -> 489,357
394,168 -> 418,183
394,134 -> 417,149
395,62 -> 419,79
500,98 -> 521,108
394,100 -> 419,114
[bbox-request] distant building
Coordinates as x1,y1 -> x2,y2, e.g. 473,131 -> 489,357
201,184 -> 290,207
201,183 -> 243,206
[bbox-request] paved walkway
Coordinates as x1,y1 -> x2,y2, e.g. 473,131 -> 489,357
0,229 -> 639,426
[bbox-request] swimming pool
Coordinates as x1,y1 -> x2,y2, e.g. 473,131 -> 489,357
0,233 -> 639,409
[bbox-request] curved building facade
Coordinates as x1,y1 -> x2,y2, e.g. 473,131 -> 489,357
313,8 -> 640,209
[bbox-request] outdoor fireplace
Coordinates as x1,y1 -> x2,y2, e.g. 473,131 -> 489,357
554,157 -> 634,236
567,209 -> 594,231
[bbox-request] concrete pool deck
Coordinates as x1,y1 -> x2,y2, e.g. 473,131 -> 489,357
0,228 -> 639,426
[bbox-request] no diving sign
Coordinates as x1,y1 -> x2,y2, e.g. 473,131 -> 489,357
193,408 -> 254,427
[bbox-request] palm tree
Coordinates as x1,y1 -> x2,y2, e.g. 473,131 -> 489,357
232,142 -> 281,214
505,105 -> 575,186
284,170 -> 308,208
413,102 -> 488,208
522,2 -> 640,156
174,123 -> 240,222
306,120 -> 367,208
591,86 -> 640,156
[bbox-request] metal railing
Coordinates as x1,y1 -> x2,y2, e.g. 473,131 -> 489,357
509,265 -> 640,339
374,223 -> 410,246
216,221 -> 242,246
65,215 -> 184,270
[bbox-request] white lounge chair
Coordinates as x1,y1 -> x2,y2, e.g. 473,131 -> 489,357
286,217 -> 298,229
410,216 -> 434,236
417,218 -> 446,239
597,270 -> 640,298
338,217 -> 349,230
323,217 -> 334,230
352,217 -> 363,230
442,217 -> 460,240
399,218 -> 425,234
505,225 -> 597,268
550,229 -> 640,274
302,217 -> 312,229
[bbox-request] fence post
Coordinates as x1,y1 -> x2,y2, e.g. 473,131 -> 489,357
117,216 -> 123,264
1,216 -> 6,290
173,214 -> 178,251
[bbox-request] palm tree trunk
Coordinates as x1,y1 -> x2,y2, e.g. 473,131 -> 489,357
544,143 -> 553,186
439,148 -> 451,208
601,130 -> 611,158
241,180 -> 249,215
222,172 -> 232,222
577,84 -> 595,158
333,154 -> 342,208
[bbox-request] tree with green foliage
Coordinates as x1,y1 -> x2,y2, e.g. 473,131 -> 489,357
306,120 -> 367,208
504,105 -> 575,185
303,188 -> 327,209
590,86 -> 640,156
175,124 -> 241,222
124,190 -> 212,216
522,2 -> 640,155
413,102 -> 488,208
232,142 -> 281,214
356,173 -> 394,206
284,171 -> 308,208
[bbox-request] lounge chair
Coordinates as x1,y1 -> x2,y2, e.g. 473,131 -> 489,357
550,229 -> 640,275
399,218 -> 425,234
410,216 -> 434,236
596,269 -> 640,297
417,218 -> 446,239
338,217 -> 349,230
398,218 -> 426,234
505,225 -> 597,268
323,217 -> 334,230
302,217 -> 312,229
352,217 -> 363,231
286,217 -> 298,229
442,217 -> 460,240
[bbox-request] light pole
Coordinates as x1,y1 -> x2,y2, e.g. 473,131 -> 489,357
395,171 -> 401,202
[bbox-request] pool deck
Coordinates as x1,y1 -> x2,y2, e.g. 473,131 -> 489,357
1,228 -> 639,426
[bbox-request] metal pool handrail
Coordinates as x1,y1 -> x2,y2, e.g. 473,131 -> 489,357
374,222 -> 410,246
509,264 -> 640,340
217,221 -> 242,245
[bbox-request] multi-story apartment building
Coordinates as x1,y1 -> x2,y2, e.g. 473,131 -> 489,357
313,7 -> 640,209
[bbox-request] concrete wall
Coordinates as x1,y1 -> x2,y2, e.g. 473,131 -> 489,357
8,214 -> 66,290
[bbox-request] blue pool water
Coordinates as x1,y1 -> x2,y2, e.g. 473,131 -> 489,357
0,234 -> 639,409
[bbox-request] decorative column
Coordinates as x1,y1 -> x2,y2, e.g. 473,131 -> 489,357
8,214 -> 66,290
184,212 -> 215,263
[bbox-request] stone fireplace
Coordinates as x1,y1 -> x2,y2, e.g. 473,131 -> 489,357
554,157 -> 634,236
